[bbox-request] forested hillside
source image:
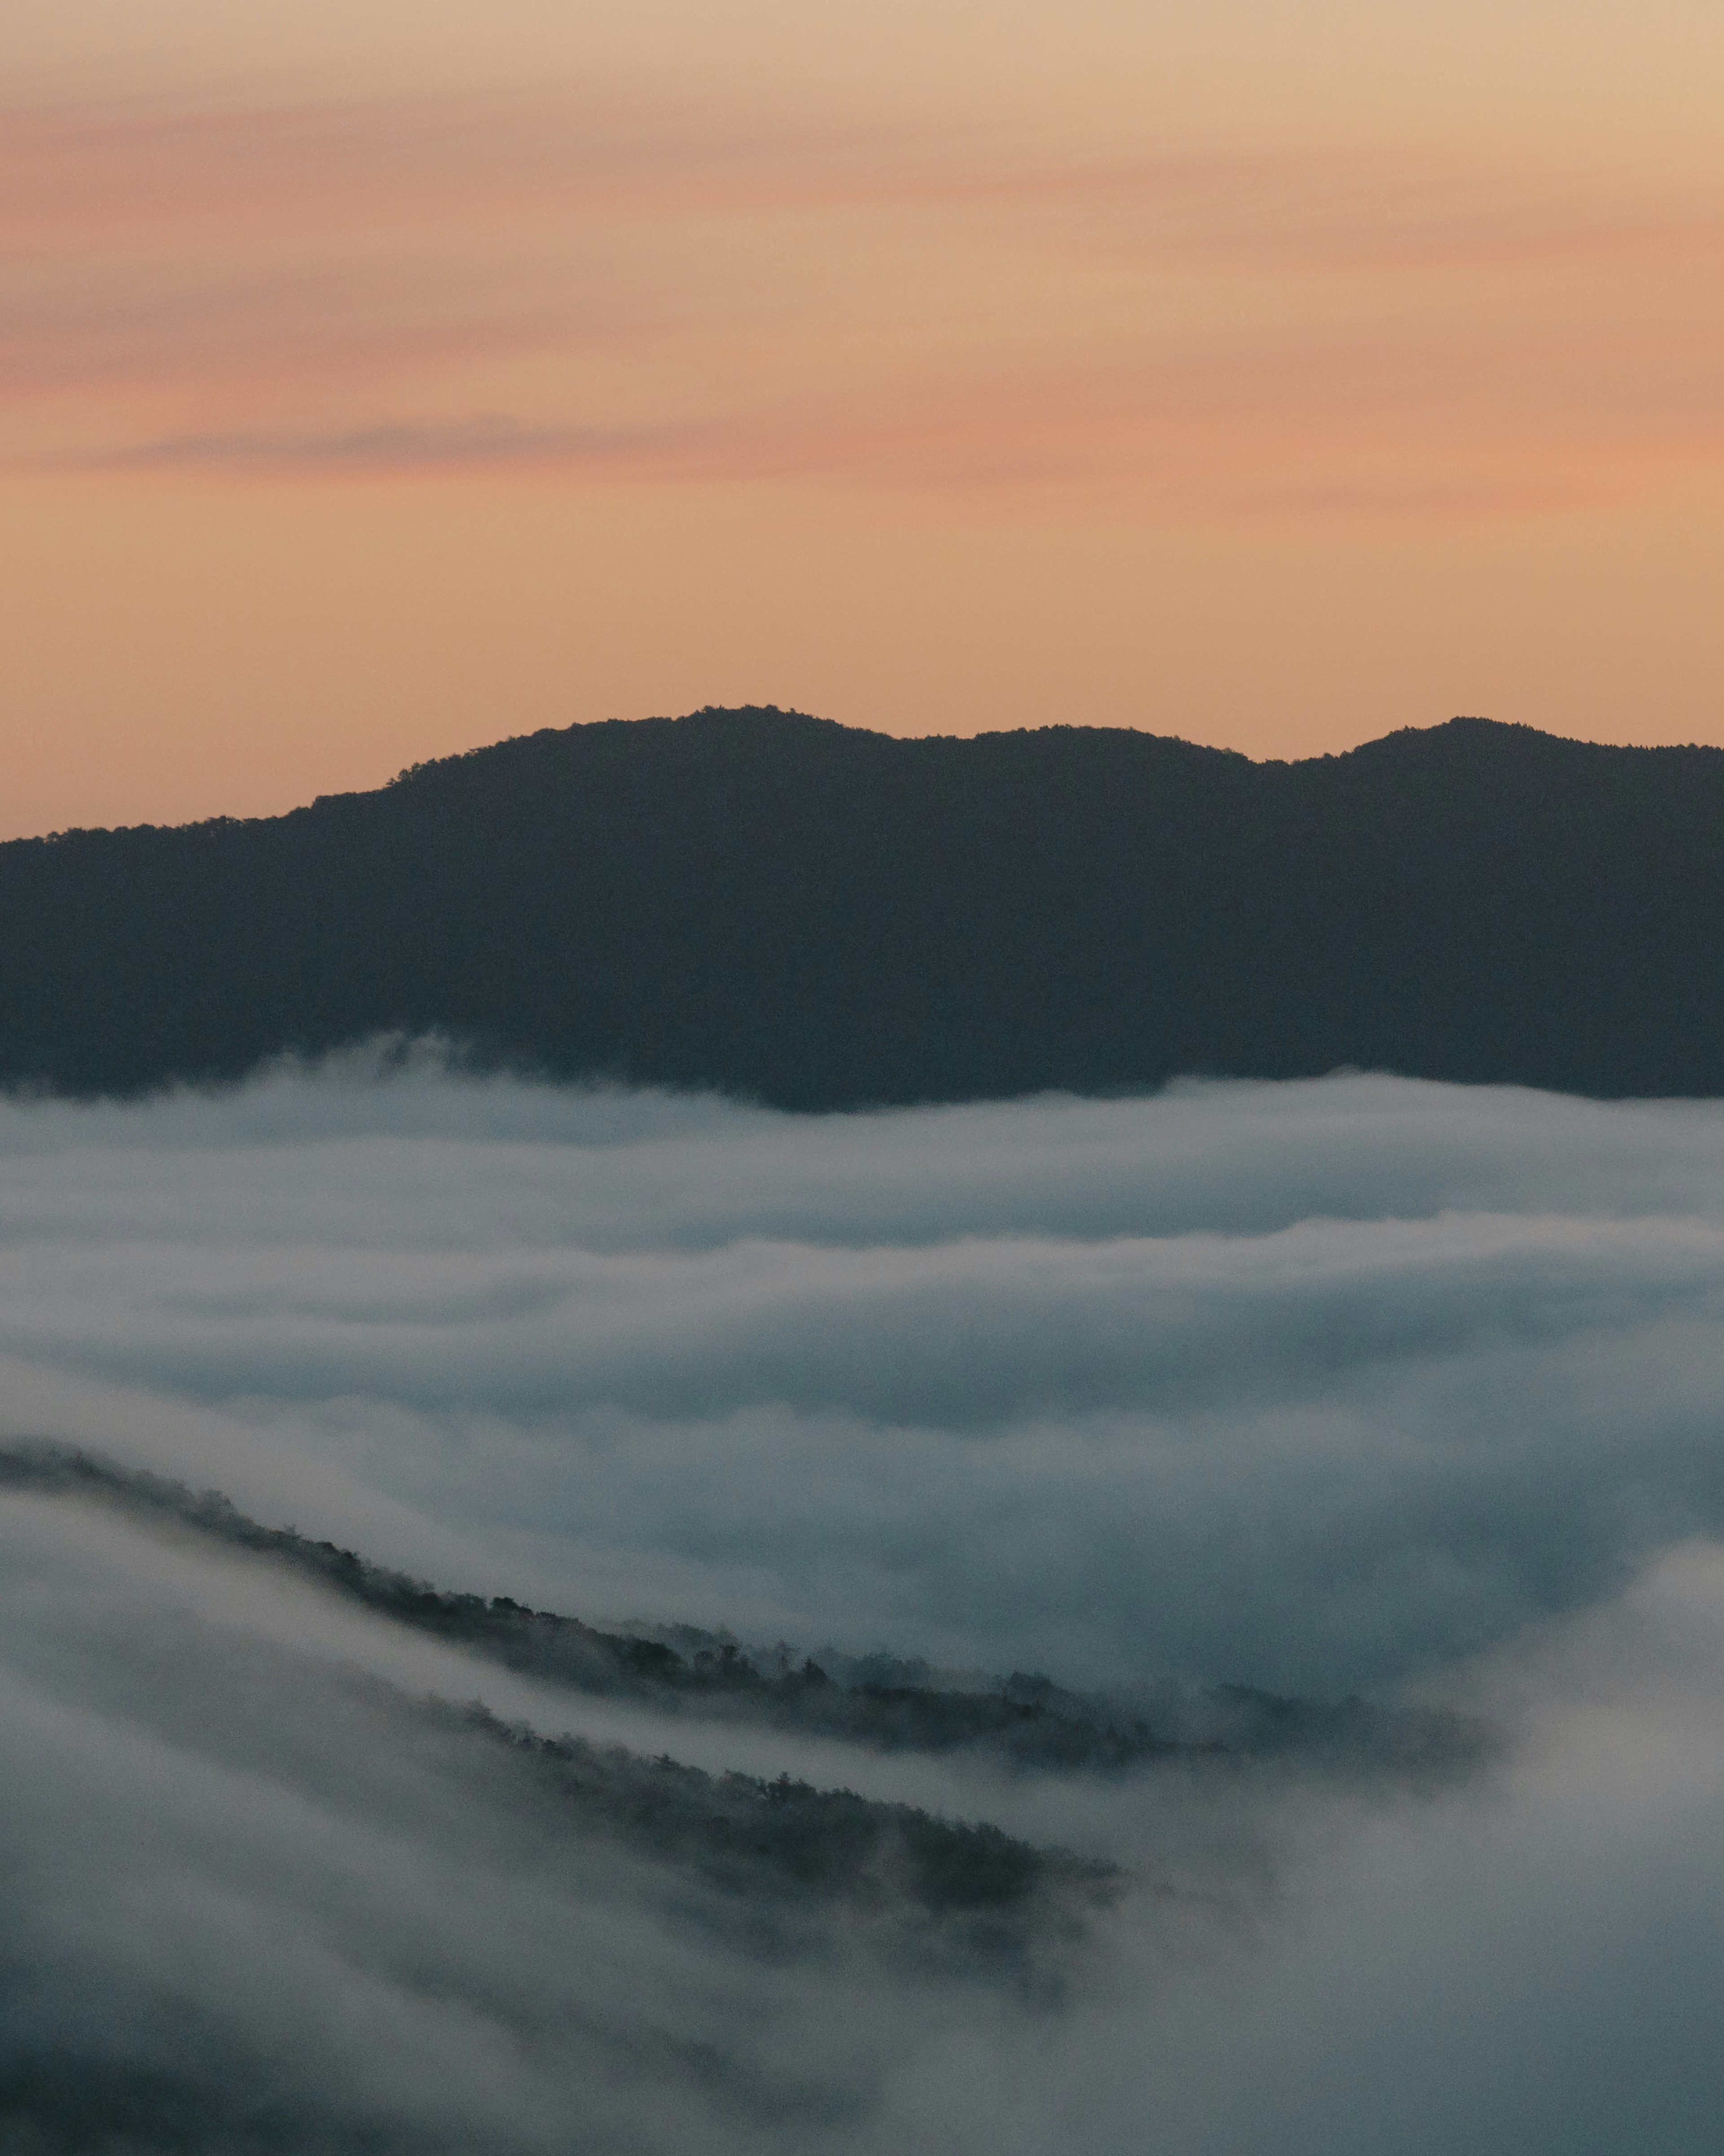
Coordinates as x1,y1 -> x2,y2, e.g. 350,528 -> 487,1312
3,708 -> 1720,1103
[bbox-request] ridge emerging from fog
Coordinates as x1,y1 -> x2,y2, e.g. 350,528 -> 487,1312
3,708 -> 1722,1103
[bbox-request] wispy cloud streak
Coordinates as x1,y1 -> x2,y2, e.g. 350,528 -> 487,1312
5,86 -> 1722,269
6,83 -> 1723,517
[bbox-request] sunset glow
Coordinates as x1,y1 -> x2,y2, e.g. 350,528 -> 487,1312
4,0 -> 1723,834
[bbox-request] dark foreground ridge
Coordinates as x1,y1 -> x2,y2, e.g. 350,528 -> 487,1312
4,708 -> 1724,1104
0,1443 -> 1117,1954
0,1439 -> 1496,2150
0,1440 -> 1482,1784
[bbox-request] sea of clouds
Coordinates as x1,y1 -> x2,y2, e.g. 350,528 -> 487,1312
5,1049 -> 1724,2149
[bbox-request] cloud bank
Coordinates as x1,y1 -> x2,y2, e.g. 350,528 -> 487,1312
5,1055 -> 1724,1689
7,1055 -> 1724,2148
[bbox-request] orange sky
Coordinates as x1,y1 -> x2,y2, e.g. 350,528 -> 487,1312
3,0 -> 1723,836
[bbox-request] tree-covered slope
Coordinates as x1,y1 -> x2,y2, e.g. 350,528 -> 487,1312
3,707 -> 1720,1103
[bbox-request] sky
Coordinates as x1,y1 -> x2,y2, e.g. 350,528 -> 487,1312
8,1060 -> 1724,2146
2,0 -> 1723,835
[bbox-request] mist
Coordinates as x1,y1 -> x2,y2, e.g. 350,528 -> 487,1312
5,1051 -> 1724,2148
6,1049 -> 1724,1689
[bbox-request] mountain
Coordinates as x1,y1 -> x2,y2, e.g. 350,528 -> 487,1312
2,707 -> 1721,1105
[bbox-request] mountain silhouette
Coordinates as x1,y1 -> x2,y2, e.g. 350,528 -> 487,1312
3,707 -> 1720,1104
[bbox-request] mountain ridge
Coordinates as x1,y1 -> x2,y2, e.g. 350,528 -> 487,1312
3,706 -> 1721,1104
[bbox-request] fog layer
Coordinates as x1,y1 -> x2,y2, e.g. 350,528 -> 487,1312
5,1053 -> 1724,1690
5,1056 -> 1724,2150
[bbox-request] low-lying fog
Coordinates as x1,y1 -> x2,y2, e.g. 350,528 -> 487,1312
4,1048 -> 1724,2150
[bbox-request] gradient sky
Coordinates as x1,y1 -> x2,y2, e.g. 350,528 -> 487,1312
3,0 -> 1723,836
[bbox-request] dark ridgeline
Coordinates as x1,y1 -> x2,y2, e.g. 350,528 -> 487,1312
2,705 -> 1720,1105
0,1441 -> 1483,1787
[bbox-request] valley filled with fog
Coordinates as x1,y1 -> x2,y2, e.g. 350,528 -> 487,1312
5,1052 -> 1724,2151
